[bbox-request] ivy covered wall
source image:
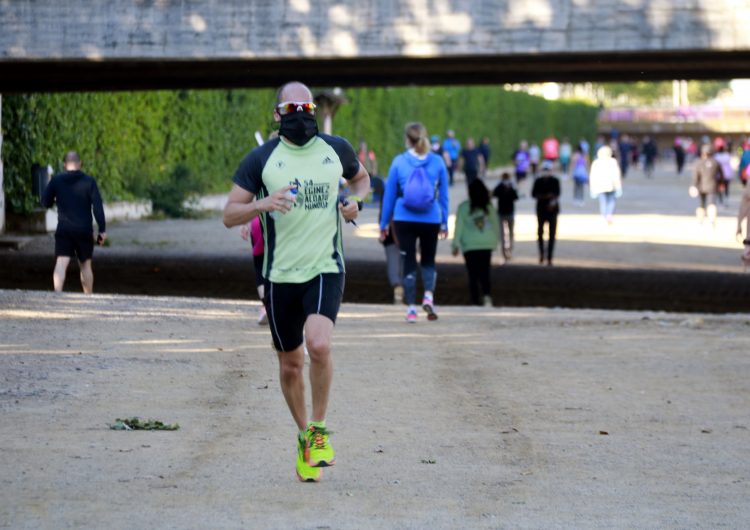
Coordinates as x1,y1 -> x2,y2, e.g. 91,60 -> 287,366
1,87 -> 597,214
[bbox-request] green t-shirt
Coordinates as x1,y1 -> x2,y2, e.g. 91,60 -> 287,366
232,134 -> 360,283
451,200 -> 500,253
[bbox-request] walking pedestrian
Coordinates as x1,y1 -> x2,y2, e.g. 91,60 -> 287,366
579,137 -> 590,157
41,151 -> 106,294
589,145 -> 623,224
529,142 -> 541,178
542,135 -> 559,164
571,146 -> 589,206
442,129 -> 461,187
689,144 -> 720,226
460,137 -> 485,187
736,185 -> 750,270
492,172 -> 519,260
452,179 -> 499,306
223,81 -> 371,483
559,137 -> 572,175
674,137 -> 687,176
431,134 -> 452,172
618,135 -> 633,178
532,161 -> 561,265
380,122 -> 450,323
378,184 -> 403,305
642,136 -> 658,178
357,140 -> 378,178
714,145 -> 733,207
739,139 -> 750,187
513,140 -> 531,191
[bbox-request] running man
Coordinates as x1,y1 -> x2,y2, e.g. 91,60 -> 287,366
223,81 -> 370,482
41,151 -> 107,294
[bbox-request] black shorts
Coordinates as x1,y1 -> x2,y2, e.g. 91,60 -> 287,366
55,230 -> 94,261
699,193 -> 716,209
264,273 -> 344,352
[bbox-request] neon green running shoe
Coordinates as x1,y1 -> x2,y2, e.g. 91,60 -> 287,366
296,435 -> 322,483
305,425 -> 336,468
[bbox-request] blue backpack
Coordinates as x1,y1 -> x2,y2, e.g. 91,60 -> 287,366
401,165 -> 436,212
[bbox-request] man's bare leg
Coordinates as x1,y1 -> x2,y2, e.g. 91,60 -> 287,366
305,314 -> 334,423
277,345 -> 307,431
53,257 -> 71,292
79,259 -> 94,294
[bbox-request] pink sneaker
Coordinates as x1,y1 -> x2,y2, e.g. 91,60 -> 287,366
405,308 -> 417,323
422,295 -> 438,321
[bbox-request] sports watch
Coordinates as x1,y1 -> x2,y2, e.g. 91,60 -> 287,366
348,195 -> 364,211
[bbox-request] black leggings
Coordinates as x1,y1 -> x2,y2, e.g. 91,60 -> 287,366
537,211 -> 558,262
463,250 -> 492,305
394,221 -> 440,305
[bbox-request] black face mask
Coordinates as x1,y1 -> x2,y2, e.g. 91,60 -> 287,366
279,112 -> 318,146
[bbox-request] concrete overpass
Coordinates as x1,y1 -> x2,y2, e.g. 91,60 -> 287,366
1,0 -> 749,92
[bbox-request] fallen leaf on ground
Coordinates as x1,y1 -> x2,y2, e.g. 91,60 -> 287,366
109,417 -> 179,431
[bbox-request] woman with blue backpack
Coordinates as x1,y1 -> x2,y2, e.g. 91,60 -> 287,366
380,122 -> 450,323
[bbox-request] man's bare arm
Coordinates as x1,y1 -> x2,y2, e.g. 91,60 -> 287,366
339,163 -> 371,222
223,183 -> 298,228
348,163 -> 371,200
223,185 -> 258,228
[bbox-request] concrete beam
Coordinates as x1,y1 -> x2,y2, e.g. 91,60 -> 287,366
1,50 -> 749,93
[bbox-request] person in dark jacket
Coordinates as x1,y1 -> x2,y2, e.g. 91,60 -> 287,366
460,137 -> 485,188
492,172 -> 519,260
41,151 -> 107,293
642,136 -> 658,178
532,161 -> 561,266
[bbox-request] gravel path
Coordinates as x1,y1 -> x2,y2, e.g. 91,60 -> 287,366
1,289 -> 749,529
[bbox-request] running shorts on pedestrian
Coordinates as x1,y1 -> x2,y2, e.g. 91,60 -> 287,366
264,272 -> 344,352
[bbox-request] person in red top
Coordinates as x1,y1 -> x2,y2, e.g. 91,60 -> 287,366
357,140 -> 378,177
713,136 -> 726,153
542,136 -> 560,163
240,216 -> 268,325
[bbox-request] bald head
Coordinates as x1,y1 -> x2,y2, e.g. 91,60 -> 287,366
276,81 -> 313,106
63,151 -> 81,171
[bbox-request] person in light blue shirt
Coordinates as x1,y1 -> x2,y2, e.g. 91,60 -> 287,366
442,129 -> 461,186
380,122 -> 449,323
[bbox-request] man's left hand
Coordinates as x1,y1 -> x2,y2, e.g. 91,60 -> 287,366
339,200 -> 359,223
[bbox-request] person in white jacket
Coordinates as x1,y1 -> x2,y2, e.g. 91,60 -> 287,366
589,145 -> 622,224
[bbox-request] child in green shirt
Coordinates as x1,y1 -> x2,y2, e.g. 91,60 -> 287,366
452,179 -> 500,306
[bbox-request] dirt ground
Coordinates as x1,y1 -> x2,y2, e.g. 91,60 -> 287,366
1,289 -> 748,529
